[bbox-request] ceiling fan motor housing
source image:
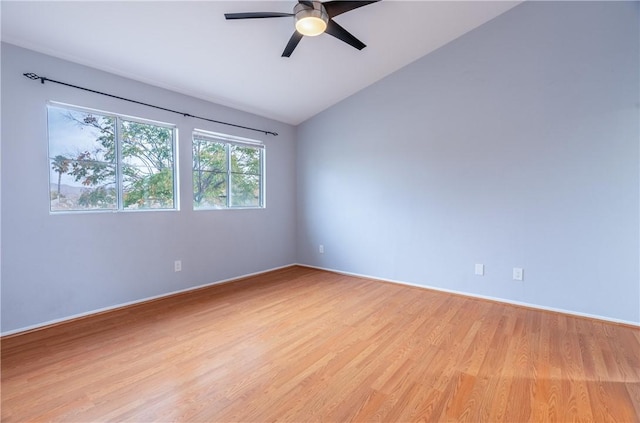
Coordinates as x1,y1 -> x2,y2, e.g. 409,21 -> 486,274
294,1 -> 329,36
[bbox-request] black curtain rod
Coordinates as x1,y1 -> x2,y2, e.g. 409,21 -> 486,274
23,72 -> 278,137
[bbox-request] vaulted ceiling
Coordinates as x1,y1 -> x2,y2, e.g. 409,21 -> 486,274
1,1 -> 520,125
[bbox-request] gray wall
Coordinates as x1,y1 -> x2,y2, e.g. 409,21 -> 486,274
1,44 -> 297,333
296,1 -> 640,324
2,1 -> 639,333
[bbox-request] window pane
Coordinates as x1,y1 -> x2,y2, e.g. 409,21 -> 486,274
48,105 -> 117,211
193,139 -> 228,209
193,171 -> 227,209
230,145 -> 260,175
230,173 -> 260,207
121,120 -> 174,209
193,138 -> 226,172
77,182 -> 117,210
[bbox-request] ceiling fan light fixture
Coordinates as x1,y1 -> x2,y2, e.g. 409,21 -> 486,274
294,2 -> 328,36
225,0 -> 379,57
296,16 -> 327,36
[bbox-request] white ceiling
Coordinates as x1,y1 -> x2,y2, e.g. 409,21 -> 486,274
1,1 -> 520,125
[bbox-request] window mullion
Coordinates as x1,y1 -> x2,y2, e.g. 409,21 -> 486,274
116,116 -> 124,210
260,149 -> 264,207
172,128 -> 179,211
226,144 -> 232,207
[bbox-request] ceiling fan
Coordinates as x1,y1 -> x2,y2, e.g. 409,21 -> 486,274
225,1 -> 380,57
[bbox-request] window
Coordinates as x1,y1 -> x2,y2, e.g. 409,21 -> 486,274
192,130 -> 264,209
47,103 -> 177,212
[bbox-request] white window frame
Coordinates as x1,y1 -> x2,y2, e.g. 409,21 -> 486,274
47,101 -> 179,213
192,129 -> 265,210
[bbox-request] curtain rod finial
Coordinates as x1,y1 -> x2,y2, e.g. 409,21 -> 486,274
23,72 -> 46,84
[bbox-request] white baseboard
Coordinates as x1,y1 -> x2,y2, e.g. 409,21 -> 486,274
5,262 -> 637,337
296,263 -> 640,328
1,263 -> 298,337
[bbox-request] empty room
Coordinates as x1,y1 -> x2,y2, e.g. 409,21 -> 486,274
1,0 -> 639,421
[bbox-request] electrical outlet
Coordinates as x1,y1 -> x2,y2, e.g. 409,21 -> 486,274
475,264 -> 484,276
174,260 -> 182,272
513,267 -> 523,281
319,245 -> 324,254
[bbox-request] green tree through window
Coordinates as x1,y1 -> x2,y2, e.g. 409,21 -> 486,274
193,131 -> 264,209
47,104 -> 176,212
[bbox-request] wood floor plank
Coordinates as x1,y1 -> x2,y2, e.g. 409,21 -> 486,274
2,266 -> 639,422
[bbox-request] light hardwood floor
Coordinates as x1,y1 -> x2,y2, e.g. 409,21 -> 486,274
2,266 -> 639,422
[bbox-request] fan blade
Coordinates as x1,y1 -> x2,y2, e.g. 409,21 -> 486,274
323,1 -> 379,18
224,12 -> 293,20
325,20 -> 366,50
282,31 -> 304,57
